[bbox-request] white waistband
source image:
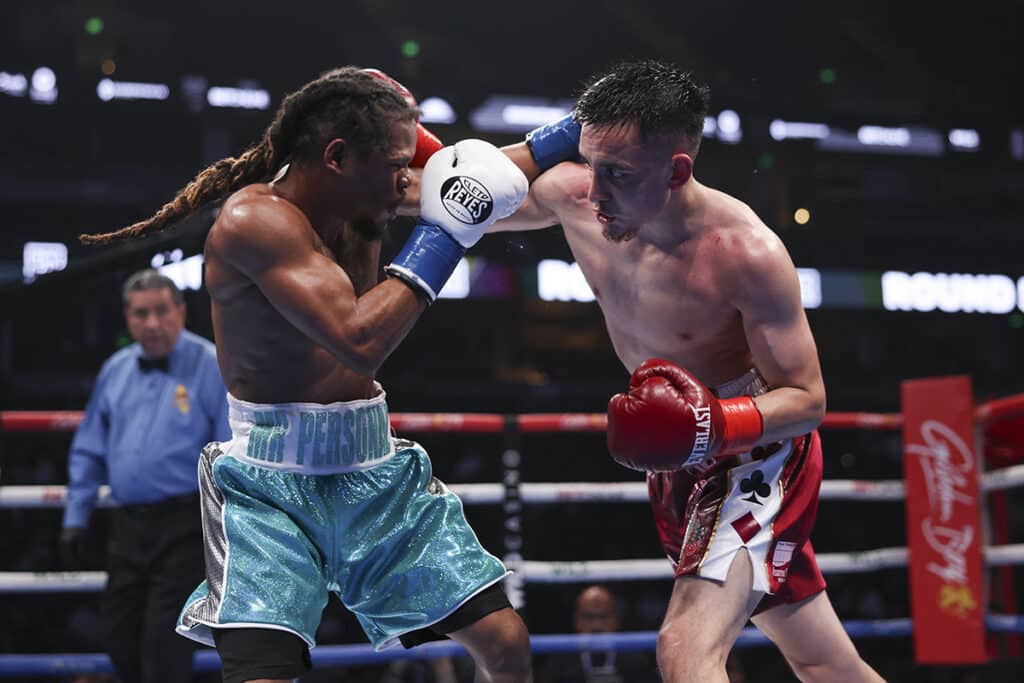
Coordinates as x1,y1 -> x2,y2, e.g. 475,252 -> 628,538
223,385 -> 394,474
713,368 -> 772,466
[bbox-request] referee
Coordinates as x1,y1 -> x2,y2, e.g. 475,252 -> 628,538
60,269 -> 229,683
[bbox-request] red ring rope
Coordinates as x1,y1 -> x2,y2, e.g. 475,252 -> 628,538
0,409 -> 914,433
975,394 -> 1024,429
2,393 -> 1021,434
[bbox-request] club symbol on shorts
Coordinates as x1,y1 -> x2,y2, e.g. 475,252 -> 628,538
740,470 -> 771,505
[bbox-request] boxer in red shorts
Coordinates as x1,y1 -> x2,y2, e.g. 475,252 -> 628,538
630,366 -> 828,614
493,60 -> 885,681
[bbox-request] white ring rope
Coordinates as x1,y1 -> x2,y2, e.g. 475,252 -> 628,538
0,572 -> 107,592
6,544 -> 1024,592
4,459 -> 1024,592
5,461 -> 1024,508
979,462 -> 1024,493
1,485 -> 117,508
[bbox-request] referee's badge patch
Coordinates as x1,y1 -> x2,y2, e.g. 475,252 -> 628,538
175,384 -> 191,415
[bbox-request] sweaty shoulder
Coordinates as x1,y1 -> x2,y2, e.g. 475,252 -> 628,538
534,161 -> 589,213
207,185 -> 311,271
706,189 -> 790,272
702,191 -> 797,307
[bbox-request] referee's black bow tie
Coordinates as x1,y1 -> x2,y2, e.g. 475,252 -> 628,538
138,356 -> 169,373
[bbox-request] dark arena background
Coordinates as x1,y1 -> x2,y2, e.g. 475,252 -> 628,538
2,2 -> 1024,681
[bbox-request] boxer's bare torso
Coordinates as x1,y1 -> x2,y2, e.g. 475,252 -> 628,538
537,164 -> 762,385
204,122 -> 421,406
497,123 -> 825,443
205,185 -> 381,404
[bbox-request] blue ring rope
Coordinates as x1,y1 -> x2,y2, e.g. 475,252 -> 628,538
6,617 -> 1022,676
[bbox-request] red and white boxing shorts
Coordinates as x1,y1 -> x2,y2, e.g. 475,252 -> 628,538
648,429 -> 826,614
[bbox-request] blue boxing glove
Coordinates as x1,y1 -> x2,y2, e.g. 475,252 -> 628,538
386,139 -> 528,301
525,112 -> 582,171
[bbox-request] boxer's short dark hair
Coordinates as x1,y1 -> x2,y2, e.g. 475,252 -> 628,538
575,60 -> 711,150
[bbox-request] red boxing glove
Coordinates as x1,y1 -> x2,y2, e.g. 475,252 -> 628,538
607,358 -> 764,473
362,68 -> 443,168
362,68 -> 416,107
410,124 -> 444,168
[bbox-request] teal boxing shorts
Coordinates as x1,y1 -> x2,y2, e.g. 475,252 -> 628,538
177,388 -> 509,650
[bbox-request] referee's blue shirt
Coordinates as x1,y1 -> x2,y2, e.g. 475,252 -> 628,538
63,329 -> 231,528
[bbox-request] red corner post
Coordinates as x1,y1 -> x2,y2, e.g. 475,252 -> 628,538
901,375 -> 987,664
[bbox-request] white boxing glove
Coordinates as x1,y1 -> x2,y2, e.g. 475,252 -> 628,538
418,139 -> 528,247
386,139 -> 528,300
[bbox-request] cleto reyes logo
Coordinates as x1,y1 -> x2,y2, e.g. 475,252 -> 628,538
691,405 -> 712,456
440,176 -> 493,225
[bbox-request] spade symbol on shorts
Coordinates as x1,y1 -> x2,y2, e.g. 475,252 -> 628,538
740,470 -> 771,505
